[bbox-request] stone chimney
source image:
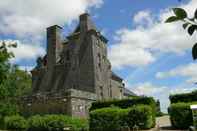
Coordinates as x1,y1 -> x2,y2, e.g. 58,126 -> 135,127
79,13 -> 96,33
46,25 -> 62,69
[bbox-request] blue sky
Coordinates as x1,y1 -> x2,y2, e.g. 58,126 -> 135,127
0,0 -> 197,112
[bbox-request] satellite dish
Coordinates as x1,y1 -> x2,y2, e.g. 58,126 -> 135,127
192,43 -> 197,60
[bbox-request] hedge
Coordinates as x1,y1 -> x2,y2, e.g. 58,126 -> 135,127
168,102 -> 197,129
90,96 -> 156,111
89,96 -> 156,126
28,115 -> 88,131
169,90 -> 197,104
3,115 -> 88,131
89,107 -> 128,131
89,105 -> 154,131
127,105 -> 154,129
4,115 -> 28,131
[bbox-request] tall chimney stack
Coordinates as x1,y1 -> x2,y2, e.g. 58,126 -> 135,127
46,25 -> 62,69
79,13 -> 96,33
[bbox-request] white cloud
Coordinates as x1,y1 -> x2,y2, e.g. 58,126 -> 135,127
0,0 -> 103,39
19,66 -> 34,72
109,28 -> 156,69
132,82 -> 167,96
133,10 -> 153,27
0,0 -> 103,62
131,82 -> 196,112
156,63 -> 197,83
109,0 -> 197,69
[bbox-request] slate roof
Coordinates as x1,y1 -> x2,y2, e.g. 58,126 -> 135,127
111,72 -> 123,82
123,88 -> 136,97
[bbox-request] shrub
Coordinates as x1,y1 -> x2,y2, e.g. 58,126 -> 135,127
0,102 -> 18,128
44,115 -> 88,131
89,96 -> 156,111
89,107 -> 129,131
28,114 -> 88,131
89,105 -> 154,131
28,115 -> 48,131
127,105 -> 154,129
89,96 -> 156,127
169,90 -> 197,104
4,115 -> 28,130
168,102 -> 196,129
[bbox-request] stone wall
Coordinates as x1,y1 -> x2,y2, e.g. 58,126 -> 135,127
110,79 -> 123,99
20,89 -> 96,118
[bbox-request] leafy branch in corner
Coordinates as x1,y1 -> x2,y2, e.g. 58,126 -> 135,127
165,8 -> 197,60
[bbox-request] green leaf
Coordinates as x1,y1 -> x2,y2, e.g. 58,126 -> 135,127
194,9 -> 197,19
182,23 -> 189,29
188,25 -> 197,36
165,16 -> 180,23
192,43 -> 197,60
172,8 -> 187,19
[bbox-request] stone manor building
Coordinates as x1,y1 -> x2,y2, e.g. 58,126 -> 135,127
21,13 -> 135,117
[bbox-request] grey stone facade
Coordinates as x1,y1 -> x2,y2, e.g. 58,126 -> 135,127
23,13 -> 135,117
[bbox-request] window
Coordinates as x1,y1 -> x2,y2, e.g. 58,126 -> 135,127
66,50 -> 70,61
98,53 -> 101,69
120,89 -> 123,99
96,38 -> 100,46
77,105 -> 83,112
100,86 -> 103,99
98,53 -> 101,61
110,85 -> 112,97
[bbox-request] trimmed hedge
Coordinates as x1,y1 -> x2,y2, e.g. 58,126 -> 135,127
89,96 -> 156,127
168,102 -> 196,129
3,115 -> 88,131
89,107 -> 128,131
89,96 -> 156,111
89,105 -> 154,131
127,105 -> 154,129
4,115 -> 28,131
169,90 -> 197,104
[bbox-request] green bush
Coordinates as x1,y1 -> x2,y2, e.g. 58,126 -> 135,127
43,115 -> 88,131
168,102 -> 196,129
90,96 -> 156,111
90,96 -> 156,127
194,111 -> 197,127
0,102 -> 18,128
127,105 -> 154,129
4,115 -> 28,130
89,105 -> 154,131
28,115 -> 48,131
28,114 -> 88,131
169,90 -> 197,104
90,107 -> 129,131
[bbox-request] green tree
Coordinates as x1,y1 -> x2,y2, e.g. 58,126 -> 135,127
1,66 -> 32,99
165,8 -> 197,60
0,41 -> 16,84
